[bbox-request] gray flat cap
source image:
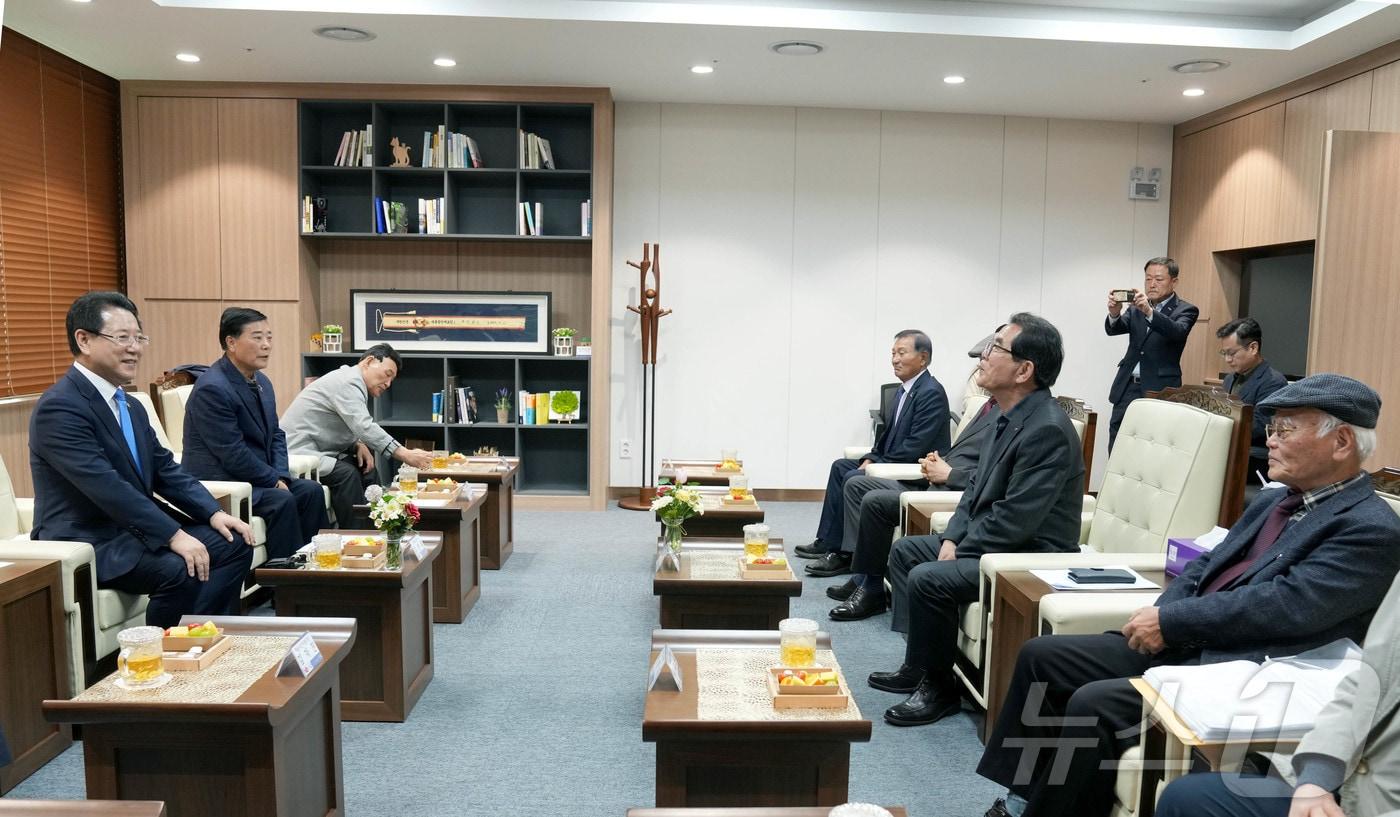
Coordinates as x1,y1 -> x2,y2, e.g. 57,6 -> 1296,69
1255,373 -> 1381,429
968,333 -> 996,358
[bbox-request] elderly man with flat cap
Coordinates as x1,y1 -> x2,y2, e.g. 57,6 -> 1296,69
973,373 -> 1400,817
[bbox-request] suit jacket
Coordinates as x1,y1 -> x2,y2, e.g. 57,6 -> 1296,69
1156,478 -> 1400,665
281,365 -> 398,474
29,366 -> 221,581
1222,359 -> 1289,462
1289,571 -> 1400,815
182,355 -> 289,489
865,370 -> 950,465
941,401 -> 1000,492
943,389 -> 1085,559
1105,294 -> 1199,404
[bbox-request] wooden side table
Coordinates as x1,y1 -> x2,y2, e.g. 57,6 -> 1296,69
653,541 -> 799,630
0,559 -> 71,794
352,491 -> 484,623
419,464 -> 516,569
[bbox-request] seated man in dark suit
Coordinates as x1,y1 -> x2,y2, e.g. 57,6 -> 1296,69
798,330 -> 950,577
869,314 -> 1085,726
975,374 -> 1400,817
1217,316 -> 1288,482
825,334 -> 1004,621
29,292 -> 254,628
182,307 -> 328,560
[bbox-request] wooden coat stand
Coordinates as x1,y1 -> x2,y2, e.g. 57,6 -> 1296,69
619,242 -> 672,511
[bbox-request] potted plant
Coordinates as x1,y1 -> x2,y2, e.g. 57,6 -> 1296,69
550,390 -> 580,423
495,387 -> 512,424
576,336 -> 592,358
321,323 -> 344,353
651,482 -> 705,562
363,484 -> 420,569
552,327 -> 576,356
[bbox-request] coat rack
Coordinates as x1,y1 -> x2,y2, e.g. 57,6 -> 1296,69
619,242 -> 672,511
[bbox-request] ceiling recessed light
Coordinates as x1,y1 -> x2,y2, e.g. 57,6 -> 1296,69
691,65 -> 714,75
313,25 -> 376,42
176,53 -> 200,63
770,41 -> 823,56
1172,59 -> 1229,74
434,57 -> 456,68
1183,88 -> 1206,97
943,75 -> 966,85
70,0 -> 92,4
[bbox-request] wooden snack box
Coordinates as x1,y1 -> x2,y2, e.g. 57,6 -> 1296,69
163,633 -> 233,671
766,667 -> 850,710
721,495 -> 758,506
342,537 -> 385,556
417,481 -> 462,501
161,631 -> 222,651
343,550 -> 388,570
738,557 -> 793,581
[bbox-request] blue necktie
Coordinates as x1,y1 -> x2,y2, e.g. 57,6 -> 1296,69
114,390 -> 144,478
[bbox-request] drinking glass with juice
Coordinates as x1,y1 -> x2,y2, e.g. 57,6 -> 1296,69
116,626 -> 166,687
779,618 -> 818,667
313,533 -> 342,570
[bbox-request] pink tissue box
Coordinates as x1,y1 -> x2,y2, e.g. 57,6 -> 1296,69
1165,537 -> 1210,577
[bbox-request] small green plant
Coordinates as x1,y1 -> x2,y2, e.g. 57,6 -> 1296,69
552,327 -> 576,337
578,336 -> 591,345
550,390 -> 580,418
321,323 -> 344,334
494,387 -> 512,411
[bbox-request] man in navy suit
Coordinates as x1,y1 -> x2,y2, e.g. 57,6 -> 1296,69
29,292 -> 254,628
975,374 -> 1400,817
798,330 -> 951,578
182,307 -> 328,560
1105,257 -> 1199,449
1217,317 -> 1289,482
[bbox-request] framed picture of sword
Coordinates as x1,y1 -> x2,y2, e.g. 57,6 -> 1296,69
349,289 -> 552,354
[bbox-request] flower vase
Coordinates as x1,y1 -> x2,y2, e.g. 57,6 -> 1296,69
385,532 -> 402,569
663,520 -> 685,556
322,333 -> 343,353
497,407 -> 510,424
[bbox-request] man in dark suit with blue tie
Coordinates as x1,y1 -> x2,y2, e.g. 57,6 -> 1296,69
1217,317 -> 1289,482
1105,257 -> 1199,448
798,330 -> 950,577
29,292 -> 254,628
974,374 -> 1400,817
182,307 -> 328,560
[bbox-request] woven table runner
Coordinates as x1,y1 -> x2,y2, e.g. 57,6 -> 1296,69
75,635 -> 297,704
695,648 -> 862,721
685,551 -> 743,580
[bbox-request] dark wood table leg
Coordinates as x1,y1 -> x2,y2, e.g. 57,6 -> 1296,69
0,562 -> 72,794
481,478 -> 514,570
981,580 -> 1043,743
655,739 -> 850,807
658,594 -> 791,630
422,505 -> 481,624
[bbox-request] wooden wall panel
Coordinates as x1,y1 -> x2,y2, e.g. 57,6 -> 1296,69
314,240 -> 457,333
1371,61 -> 1400,132
218,99 -> 300,300
1236,104 -> 1287,249
1311,130 -> 1400,465
455,243 -> 592,335
129,298 -> 224,401
239,300 -> 303,413
132,98 -> 221,299
0,400 -> 38,498
1274,74 -> 1373,244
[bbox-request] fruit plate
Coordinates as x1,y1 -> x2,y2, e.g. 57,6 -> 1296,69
342,536 -> 385,556
737,557 -> 792,580
161,630 -> 222,651
766,667 -> 850,709
721,495 -> 758,506
163,633 -> 233,671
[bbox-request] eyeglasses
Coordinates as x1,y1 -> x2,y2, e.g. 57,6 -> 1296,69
92,332 -> 151,348
1218,347 -> 1244,359
1265,423 -> 1309,441
981,341 -> 1019,360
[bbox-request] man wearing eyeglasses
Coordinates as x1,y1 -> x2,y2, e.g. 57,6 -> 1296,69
1217,317 -> 1288,483
29,292 -> 255,628
974,373 -> 1400,817
1104,257 -> 1199,449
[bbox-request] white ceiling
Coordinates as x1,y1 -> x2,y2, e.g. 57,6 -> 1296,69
5,0 -> 1400,123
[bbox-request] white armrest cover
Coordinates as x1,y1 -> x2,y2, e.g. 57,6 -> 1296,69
865,463 -> 922,481
981,551 -> 1168,583
1038,591 -> 1163,635
198,480 -> 253,522
843,447 -> 871,460
901,490 -> 964,513
16,497 -> 34,532
288,454 -> 321,480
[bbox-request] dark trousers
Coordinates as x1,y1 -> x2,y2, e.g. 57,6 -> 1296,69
101,525 -> 254,628
886,535 -> 979,684
1155,772 -> 1296,817
323,458 -> 373,528
977,633 -> 1200,817
850,489 -> 903,575
1107,381 -> 1144,450
840,475 -> 907,554
815,458 -> 863,548
252,478 -> 329,559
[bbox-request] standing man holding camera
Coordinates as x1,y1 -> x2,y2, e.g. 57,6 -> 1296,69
1104,256 -> 1199,449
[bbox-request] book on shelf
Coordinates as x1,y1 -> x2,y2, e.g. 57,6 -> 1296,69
534,392 -> 550,425
455,386 -> 479,424
518,130 -> 556,170
518,390 -> 530,423
581,199 -> 591,237
517,202 -> 543,236
444,376 -> 458,423
373,196 -> 386,233
416,197 -> 445,235
432,392 -> 443,423
333,125 -> 373,167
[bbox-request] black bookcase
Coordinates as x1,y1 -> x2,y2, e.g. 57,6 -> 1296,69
301,353 -> 590,496
299,100 -> 593,240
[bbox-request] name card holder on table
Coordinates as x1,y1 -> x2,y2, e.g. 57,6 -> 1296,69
648,644 -> 683,691
276,632 -> 323,678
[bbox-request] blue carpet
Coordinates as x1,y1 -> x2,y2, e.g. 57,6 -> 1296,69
4,501 -> 1003,816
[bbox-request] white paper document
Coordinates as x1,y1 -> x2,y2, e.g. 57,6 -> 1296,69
1029,565 -> 1161,591
1194,526 -> 1231,550
1143,639 -> 1363,741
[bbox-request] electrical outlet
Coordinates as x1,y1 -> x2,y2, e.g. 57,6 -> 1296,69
620,439 -> 633,459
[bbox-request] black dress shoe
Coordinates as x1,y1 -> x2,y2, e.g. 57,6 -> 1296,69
983,799 -> 1014,817
794,540 -> 829,559
829,586 -> 888,621
826,578 -> 858,601
867,664 -> 924,693
804,551 -> 852,577
884,678 -> 962,726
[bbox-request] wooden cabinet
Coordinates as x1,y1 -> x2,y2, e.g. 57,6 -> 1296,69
219,99 -> 300,300
132,98 -> 221,299
1274,73 -> 1373,244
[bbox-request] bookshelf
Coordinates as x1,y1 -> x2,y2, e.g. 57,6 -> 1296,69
303,353 -> 591,496
299,101 -> 594,238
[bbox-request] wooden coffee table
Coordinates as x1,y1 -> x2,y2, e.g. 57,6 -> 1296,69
0,560 -> 71,793
659,492 -> 764,539
254,531 -> 441,722
0,803 -> 166,816
43,615 -> 356,817
418,460 -> 517,569
643,630 -> 871,808
627,809 -> 907,817
654,540 -> 799,630
661,459 -> 745,487
352,488 -> 485,623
